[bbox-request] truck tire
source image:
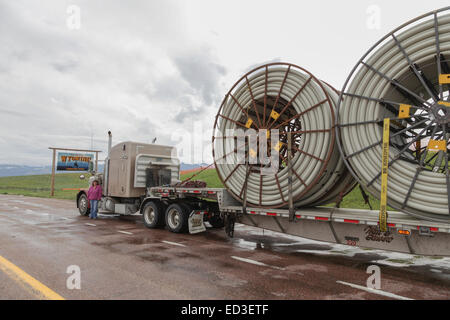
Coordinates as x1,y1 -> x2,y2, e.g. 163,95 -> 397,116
142,201 -> 165,228
78,193 -> 90,216
165,203 -> 189,233
208,214 -> 224,228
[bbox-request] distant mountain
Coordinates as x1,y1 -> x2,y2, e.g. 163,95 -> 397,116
0,164 -> 104,177
0,163 -> 209,177
180,163 -> 211,171
0,164 -> 53,177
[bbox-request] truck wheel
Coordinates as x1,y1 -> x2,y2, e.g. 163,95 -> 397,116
78,193 -> 90,216
209,214 -> 224,228
165,203 -> 189,233
142,202 -> 165,228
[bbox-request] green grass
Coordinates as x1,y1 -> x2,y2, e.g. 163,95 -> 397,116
0,168 -> 388,210
0,173 -> 89,200
331,185 -> 394,211
180,169 -> 224,188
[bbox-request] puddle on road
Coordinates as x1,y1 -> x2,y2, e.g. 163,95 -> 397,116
136,252 -> 169,264
231,224 -> 450,283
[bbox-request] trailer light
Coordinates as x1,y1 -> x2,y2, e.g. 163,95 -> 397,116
398,230 -> 410,236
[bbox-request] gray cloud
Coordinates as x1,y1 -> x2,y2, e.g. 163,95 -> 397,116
144,47 -> 227,125
0,0 -> 227,165
172,47 -> 226,106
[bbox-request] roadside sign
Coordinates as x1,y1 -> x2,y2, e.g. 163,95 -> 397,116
57,152 -> 93,171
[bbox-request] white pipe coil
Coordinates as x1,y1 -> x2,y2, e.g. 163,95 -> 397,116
213,63 -> 355,208
337,8 -> 450,222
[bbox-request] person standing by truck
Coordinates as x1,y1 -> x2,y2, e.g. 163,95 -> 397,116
87,179 -> 102,219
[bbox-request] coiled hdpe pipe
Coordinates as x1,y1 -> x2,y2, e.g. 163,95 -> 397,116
337,8 -> 450,222
213,63 -> 355,209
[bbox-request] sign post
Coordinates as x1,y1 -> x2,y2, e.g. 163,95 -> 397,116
51,149 -> 56,196
48,147 -> 101,197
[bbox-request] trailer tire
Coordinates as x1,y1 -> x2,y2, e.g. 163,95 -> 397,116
78,193 -> 90,216
208,214 -> 224,228
142,201 -> 165,229
165,203 -> 189,233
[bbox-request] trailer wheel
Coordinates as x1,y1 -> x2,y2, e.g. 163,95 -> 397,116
165,204 -> 189,233
208,214 -> 224,228
142,202 -> 165,228
78,193 -> 90,216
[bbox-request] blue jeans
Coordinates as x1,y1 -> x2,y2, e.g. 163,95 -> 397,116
90,200 -> 98,219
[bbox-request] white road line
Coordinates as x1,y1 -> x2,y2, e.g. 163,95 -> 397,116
161,240 -> 186,247
231,256 -> 285,271
85,223 -> 96,227
117,230 -> 133,235
336,281 -> 414,300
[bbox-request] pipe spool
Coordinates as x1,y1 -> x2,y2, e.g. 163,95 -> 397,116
213,63 -> 356,209
337,7 -> 450,222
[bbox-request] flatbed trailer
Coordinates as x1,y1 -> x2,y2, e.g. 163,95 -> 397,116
146,186 -> 450,257
75,135 -> 450,257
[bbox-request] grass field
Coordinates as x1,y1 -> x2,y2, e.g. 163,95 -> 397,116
0,173 -> 88,200
0,169 -> 387,210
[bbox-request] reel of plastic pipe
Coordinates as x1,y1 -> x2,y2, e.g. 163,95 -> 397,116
337,7 -> 450,222
213,63 -> 355,209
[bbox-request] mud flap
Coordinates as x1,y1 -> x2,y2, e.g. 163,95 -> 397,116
188,211 -> 206,234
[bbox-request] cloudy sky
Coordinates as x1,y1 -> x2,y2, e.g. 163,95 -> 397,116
0,0 -> 449,165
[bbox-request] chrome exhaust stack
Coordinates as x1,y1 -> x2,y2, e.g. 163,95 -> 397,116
104,131 -> 112,196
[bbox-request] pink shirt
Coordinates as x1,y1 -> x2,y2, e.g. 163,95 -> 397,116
87,185 -> 102,200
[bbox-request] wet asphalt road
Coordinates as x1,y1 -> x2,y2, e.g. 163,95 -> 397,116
0,194 -> 448,300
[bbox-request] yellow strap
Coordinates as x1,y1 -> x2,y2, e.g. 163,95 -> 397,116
245,119 -> 253,129
379,118 -> 390,232
398,104 -> 411,119
439,74 -> 450,84
438,101 -> 450,107
427,140 -> 446,152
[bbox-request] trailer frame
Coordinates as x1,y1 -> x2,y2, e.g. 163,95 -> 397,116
147,186 -> 450,257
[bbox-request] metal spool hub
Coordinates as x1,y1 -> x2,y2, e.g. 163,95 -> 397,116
337,7 -> 450,222
213,63 -> 355,209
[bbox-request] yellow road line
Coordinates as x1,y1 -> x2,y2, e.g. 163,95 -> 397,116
0,255 -> 64,300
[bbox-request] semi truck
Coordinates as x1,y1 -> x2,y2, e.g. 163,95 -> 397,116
75,132 -> 450,257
